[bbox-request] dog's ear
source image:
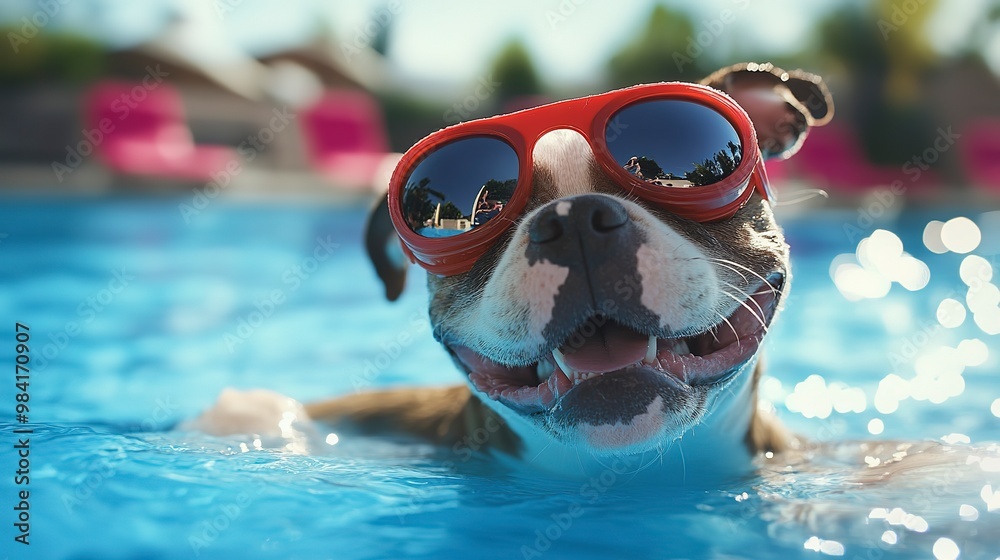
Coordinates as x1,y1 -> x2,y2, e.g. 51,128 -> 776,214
365,194 -> 408,301
701,62 -> 834,160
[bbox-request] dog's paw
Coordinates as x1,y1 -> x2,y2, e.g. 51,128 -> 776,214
181,388 -> 319,450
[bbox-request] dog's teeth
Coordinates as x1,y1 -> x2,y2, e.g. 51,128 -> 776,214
536,359 -> 555,383
552,348 -> 574,377
644,335 -> 658,364
671,339 -> 691,355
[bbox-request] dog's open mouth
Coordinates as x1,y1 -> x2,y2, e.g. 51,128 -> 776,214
453,276 -> 783,414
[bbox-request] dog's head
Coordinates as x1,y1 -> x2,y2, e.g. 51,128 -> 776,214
366,63 -> 832,457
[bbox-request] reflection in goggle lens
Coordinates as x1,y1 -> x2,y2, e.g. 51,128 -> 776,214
400,137 -> 519,238
606,100 -> 742,188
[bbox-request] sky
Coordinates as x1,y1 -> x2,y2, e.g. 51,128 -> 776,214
1,0 -> 996,88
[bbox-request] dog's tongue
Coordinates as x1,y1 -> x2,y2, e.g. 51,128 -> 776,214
559,322 -> 648,373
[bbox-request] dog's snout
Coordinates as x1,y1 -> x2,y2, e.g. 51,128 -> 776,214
528,195 -> 630,245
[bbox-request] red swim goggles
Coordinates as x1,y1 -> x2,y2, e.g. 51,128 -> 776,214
388,82 -> 772,276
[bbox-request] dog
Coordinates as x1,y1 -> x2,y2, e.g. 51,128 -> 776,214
191,63 -> 834,477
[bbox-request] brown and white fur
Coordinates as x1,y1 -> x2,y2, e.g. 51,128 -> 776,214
191,63 -> 834,477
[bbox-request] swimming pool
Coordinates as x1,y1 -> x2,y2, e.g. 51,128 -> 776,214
1,195 -> 998,560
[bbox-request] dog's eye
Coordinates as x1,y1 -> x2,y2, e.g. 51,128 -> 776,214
400,137 -> 519,237
606,100 -> 743,187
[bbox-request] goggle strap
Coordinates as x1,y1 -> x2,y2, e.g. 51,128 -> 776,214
754,153 -> 776,204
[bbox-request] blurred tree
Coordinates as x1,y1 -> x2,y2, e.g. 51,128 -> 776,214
815,4 -> 938,165
482,178 -> 517,201
0,30 -> 105,84
876,0 -> 939,104
369,4 -> 393,57
606,5 -> 702,86
439,202 -> 464,220
489,38 -> 542,104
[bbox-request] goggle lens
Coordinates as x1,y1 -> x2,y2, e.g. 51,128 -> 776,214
400,136 -> 519,238
605,100 -> 743,188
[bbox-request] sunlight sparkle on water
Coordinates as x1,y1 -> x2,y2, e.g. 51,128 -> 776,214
867,418 -> 884,435
941,217 -> 981,254
880,530 -> 897,545
932,537 -> 960,560
785,375 -> 866,418
912,348 -> 966,404
981,484 -> 1000,511
832,230 -> 930,300
869,507 -> 929,532
956,339 -> 988,366
942,433 -> 971,444
959,504 -> 979,521
832,262 -> 890,301
803,536 -> 845,556
875,374 -> 910,414
966,282 -> 1000,314
923,220 -> 948,253
972,305 -> 1000,335
969,455 -> 1000,472
936,298 -> 966,328
960,255 -> 993,285
857,230 -> 902,274
992,398 -> 1000,418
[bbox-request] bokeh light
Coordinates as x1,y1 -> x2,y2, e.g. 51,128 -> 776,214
932,537 -> 960,560
959,504 -> 979,521
940,217 -> 981,254
959,255 -> 993,285
832,229 -> 930,300
923,221 -> 948,254
957,339 -> 989,366
936,298 -> 966,328
867,418 -> 884,435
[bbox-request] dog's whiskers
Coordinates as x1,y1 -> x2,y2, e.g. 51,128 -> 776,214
721,290 -> 769,333
721,280 -> 767,320
713,311 -> 741,349
707,257 -> 779,295
773,188 -> 829,206
677,439 -> 687,483
707,259 -> 749,284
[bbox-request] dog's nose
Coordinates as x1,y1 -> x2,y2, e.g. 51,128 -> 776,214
529,195 -> 630,245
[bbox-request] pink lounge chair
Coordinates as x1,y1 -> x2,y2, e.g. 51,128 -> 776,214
84,81 -> 234,182
783,123 -> 936,192
300,90 -> 395,191
960,119 -> 1000,191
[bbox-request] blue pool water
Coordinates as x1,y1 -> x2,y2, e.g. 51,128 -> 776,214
1,195 -> 999,560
